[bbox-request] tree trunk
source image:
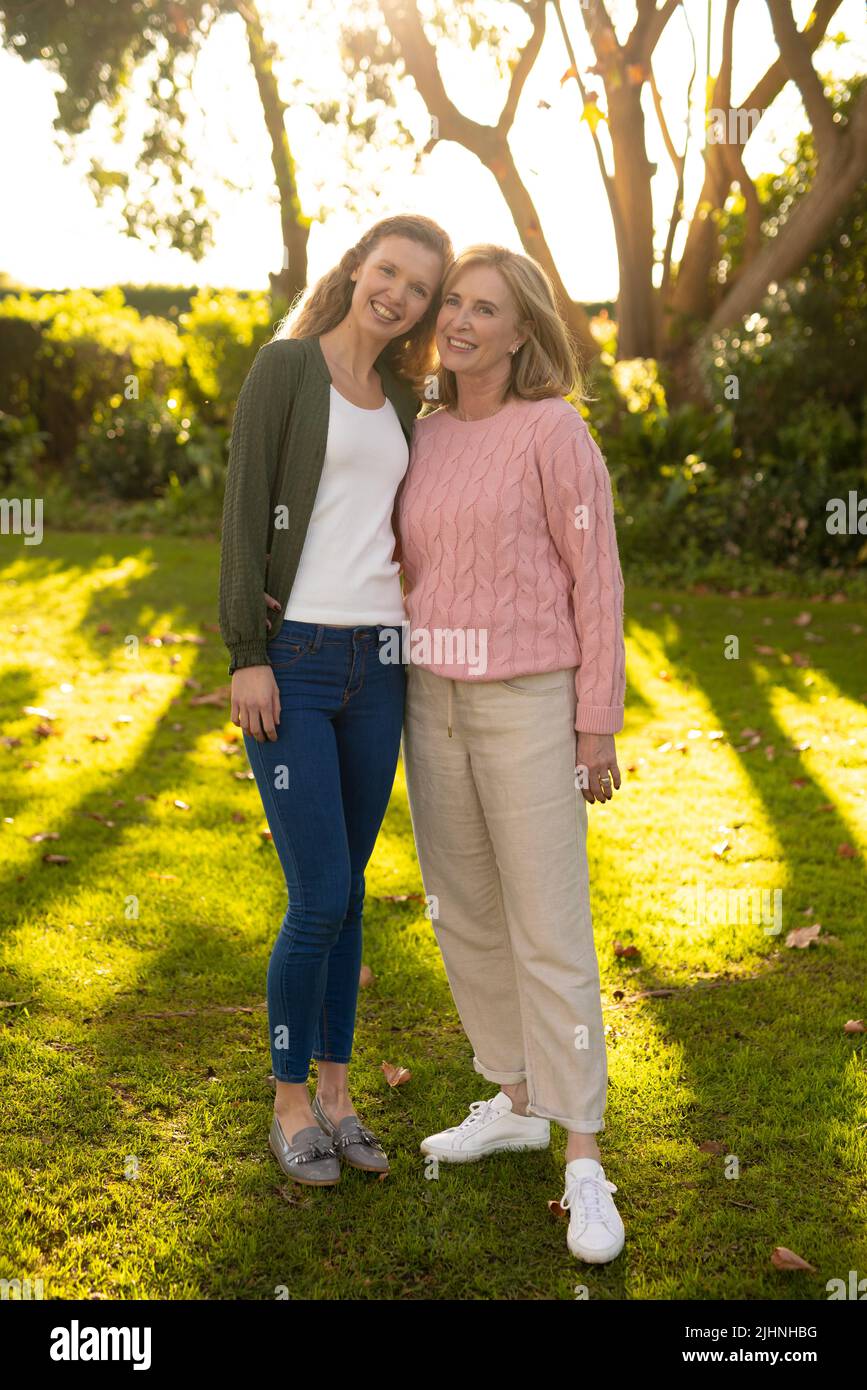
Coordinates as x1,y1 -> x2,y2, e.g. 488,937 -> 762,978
607,84 -> 659,358
239,0 -> 309,303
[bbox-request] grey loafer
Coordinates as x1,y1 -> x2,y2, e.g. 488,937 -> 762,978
269,1117 -> 340,1185
312,1094 -> 389,1174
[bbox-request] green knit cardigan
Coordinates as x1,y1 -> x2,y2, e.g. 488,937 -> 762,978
218,334 -> 421,676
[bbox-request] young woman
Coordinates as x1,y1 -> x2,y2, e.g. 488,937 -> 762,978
397,245 -> 627,1263
219,214 -> 452,1186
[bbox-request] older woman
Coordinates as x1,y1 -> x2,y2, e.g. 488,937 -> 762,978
396,245 -> 627,1263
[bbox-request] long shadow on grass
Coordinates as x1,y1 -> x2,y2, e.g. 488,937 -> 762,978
598,591 -> 866,1292
0,537 -> 267,1055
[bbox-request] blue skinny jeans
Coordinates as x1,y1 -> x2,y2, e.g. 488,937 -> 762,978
243,619 -> 406,1083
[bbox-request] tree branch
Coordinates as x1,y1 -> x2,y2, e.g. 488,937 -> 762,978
765,0 -> 839,157
497,0 -> 547,134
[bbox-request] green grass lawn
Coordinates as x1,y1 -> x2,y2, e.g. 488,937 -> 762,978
1,531 -> 865,1301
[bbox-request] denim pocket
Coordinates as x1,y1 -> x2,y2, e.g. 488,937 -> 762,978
268,620 -> 316,666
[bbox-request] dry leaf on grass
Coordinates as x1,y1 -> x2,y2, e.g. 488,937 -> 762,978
785,924 -> 823,949
189,687 -> 231,707
843,1019 -> 865,1034
359,965 -> 375,988
771,1247 -> 816,1273
381,1061 -> 411,1087
614,941 -> 640,958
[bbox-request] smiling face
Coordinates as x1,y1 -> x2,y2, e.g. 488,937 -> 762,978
349,234 -> 444,340
436,265 -> 528,379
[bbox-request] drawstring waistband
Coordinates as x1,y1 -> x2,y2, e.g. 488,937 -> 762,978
447,679 -> 453,738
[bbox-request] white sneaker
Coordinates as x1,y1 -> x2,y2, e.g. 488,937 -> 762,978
560,1157 -> 625,1263
420,1092 -> 550,1163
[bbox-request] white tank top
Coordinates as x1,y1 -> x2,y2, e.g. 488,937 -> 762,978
282,385 -> 409,625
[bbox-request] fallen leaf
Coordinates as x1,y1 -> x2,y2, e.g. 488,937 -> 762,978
712,840 -> 731,858
785,924 -> 822,949
614,940 -> 640,958
173,800 -> 191,811
86,733 -> 110,743
547,1199 -> 568,1219
27,832 -> 60,843
189,687 -> 231,707
790,778 -> 808,788
753,644 -> 776,656
231,811 -> 246,824
23,706 -> 54,719
837,843 -> 856,858
843,1020 -> 865,1034
381,1061 -> 411,1087
96,622 -> 113,635
771,1247 -> 817,1273
793,611 -> 812,627
42,854 -> 70,865
698,1140 -> 727,1155
359,964 -> 375,988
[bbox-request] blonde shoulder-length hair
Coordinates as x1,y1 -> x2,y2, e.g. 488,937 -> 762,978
432,244 -> 587,409
271,214 -> 453,396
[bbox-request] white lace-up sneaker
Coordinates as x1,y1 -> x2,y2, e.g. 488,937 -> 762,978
420,1091 -> 550,1163
560,1157 -> 625,1262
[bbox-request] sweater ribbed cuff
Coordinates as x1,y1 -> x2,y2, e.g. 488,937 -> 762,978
227,639 -> 271,675
575,705 -> 624,736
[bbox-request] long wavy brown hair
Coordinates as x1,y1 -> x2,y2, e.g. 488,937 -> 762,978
432,244 -> 586,409
272,215 -> 453,394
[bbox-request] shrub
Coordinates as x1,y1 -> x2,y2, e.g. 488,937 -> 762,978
180,289 -> 282,421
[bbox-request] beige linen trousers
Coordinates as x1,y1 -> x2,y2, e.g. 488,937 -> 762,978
401,662 -> 608,1132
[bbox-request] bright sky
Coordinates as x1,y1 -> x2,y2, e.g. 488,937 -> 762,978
0,0 -> 863,300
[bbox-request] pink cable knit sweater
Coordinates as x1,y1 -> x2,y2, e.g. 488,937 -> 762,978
396,395 -> 626,735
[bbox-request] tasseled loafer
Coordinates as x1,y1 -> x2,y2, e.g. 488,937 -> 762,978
312,1094 -> 389,1174
269,1116 -> 341,1185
